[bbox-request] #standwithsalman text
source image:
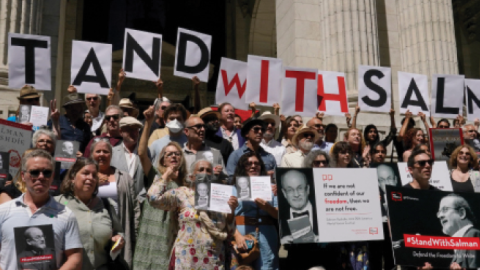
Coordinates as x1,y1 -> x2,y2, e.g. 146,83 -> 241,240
404,234 -> 480,250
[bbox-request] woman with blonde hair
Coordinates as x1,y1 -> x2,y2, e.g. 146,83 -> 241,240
450,144 -> 480,193
343,128 -> 370,167
281,116 -> 300,154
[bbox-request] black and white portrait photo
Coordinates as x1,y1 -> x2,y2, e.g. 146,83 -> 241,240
195,182 -> 210,209
54,140 -> 79,169
277,168 -> 318,244
18,105 -> 31,124
370,163 -> 401,220
0,152 -> 9,171
14,225 -> 56,270
387,186 -> 480,268
236,176 -> 251,200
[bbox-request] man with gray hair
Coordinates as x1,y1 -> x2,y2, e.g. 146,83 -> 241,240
85,93 -> 104,135
0,149 -> 83,269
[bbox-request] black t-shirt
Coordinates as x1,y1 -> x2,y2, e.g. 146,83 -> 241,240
451,177 -> 474,193
402,183 -> 439,190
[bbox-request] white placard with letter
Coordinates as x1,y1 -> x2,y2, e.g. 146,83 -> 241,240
246,55 -> 283,106
398,71 -> 430,115
358,65 -> 391,113
317,71 -> 349,116
215,57 -> 248,110
281,66 -> 318,117
174,28 -> 212,82
430,74 -> 464,119
122,28 -> 162,81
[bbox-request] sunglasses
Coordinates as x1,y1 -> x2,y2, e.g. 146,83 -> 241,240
414,159 -> 434,167
438,125 -> 449,128
303,133 -> 315,138
252,127 -> 265,133
106,114 -> 120,121
25,97 -> 40,103
86,97 -> 98,101
313,124 -> 324,129
187,124 -> 206,130
313,160 -> 328,166
246,161 -> 260,167
25,169 -> 53,178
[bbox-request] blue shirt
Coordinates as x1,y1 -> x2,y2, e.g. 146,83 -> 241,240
48,115 -> 91,152
226,144 -> 277,183
7,116 -> 40,131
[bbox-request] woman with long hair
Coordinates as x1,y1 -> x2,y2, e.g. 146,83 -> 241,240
217,103 -> 245,150
343,128 -> 370,167
402,128 -> 425,161
280,116 -> 300,154
304,150 -> 330,168
449,145 -> 480,193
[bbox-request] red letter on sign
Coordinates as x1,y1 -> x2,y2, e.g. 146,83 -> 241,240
317,75 -> 348,112
285,70 -> 317,111
221,70 -> 247,98
259,60 -> 270,103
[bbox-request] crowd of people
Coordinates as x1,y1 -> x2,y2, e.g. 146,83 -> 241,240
0,70 -> 479,270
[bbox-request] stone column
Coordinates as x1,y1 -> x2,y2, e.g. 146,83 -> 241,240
319,0 -> 380,94
397,0 -> 458,76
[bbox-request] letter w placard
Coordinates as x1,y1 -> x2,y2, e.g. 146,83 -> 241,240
215,57 -> 248,110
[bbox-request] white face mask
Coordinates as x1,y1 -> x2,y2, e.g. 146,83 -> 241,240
166,119 -> 184,133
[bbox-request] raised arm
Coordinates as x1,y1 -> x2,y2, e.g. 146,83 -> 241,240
249,102 -> 256,118
192,76 -> 201,114
429,116 -> 437,128
351,105 -> 360,129
381,109 -> 397,146
155,77 -> 164,99
418,112 -> 429,130
50,99 -> 61,140
139,106 -> 155,176
475,118 -> 480,130
398,110 -> 412,139
273,103 -> 280,116
116,68 -> 126,93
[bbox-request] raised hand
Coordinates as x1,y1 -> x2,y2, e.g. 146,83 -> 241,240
192,76 -> 200,87
50,99 -> 59,122
67,85 -> 77,93
249,102 -> 256,110
316,112 -> 325,119
418,112 -> 426,122
107,88 -> 114,101
118,68 -> 126,84
405,110 -> 412,118
389,108 -> 395,116
143,106 -> 155,124
355,105 -> 360,115
155,78 -> 164,90
227,196 -> 238,213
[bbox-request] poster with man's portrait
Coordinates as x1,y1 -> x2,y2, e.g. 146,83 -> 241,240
370,163 -> 401,221
195,181 -> 211,209
387,186 -> 480,268
277,168 -> 318,244
54,140 -> 79,170
17,105 -> 31,124
14,224 -> 56,270
429,128 -> 464,162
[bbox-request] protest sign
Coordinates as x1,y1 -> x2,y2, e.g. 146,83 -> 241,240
281,67 -> 318,117
174,28 -> 212,82
17,105 -> 31,124
358,65 -> 392,113
313,168 -> 384,242
122,28 -> 162,81
215,58 -> 248,110
431,74 -> 465,119
317,71 -> 349,116
235,176 -> 272,202
369,163 -> 402,222
0,119 -> 32,177
14,224 -> 56,270
398,71 -> 430,115
195,182 -> 232,214
8,33 -> 51,90
49,162 -> 62,197
71,40 -> 112,95
246,55 -> 282,106
387,186 -> 480,268
54,140 -> 79,170
465,79 -> 480,122
195,150 -> 223,168
429,128 -> 464,162
0,152 -> 10,184
29,106 -> 49,127
397,161 -> 453,191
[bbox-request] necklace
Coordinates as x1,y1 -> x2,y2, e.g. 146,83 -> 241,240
98,168 -> 113,186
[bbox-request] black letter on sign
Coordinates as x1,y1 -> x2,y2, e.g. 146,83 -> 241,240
435,77 -> 459,115
467,86 -> 480,114
124,33 -> 161,75
176,32 -> 209,74
401,78 -> 428,110
361,69 -> 387,107
10,38 -> 48,84
72,48 -> 109,88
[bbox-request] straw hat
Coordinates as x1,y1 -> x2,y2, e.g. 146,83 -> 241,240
292,126 -> 319,147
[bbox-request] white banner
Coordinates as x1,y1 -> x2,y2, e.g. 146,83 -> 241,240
71,40 -> 112,95
174,28 -> 212,82
0,119 -> 32,177
397,161 -> 452,191
122,28 -> 162,81
398,71 -> 430,115
281,66 -> 318,117
245,55 -> 283,106
431,74 -> 464,119
317,71 -> 349,116
8,33 -> 51,90
29,106 -> 49,127
313,168 -> 384,242
215,58 -> 248,110
358,65 -> 392,113
465,79 -> 480,122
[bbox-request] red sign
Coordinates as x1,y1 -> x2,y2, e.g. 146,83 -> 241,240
20,254 -> 53,262
404,234 -> 480,250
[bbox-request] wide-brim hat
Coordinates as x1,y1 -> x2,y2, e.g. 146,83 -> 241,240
241,118 -> 266,137
197,107 -> 221,119
119,116 -> 143,128
258,111 -> 280,128
119,98 -> 135,109
17,85 -> 41,100
292,126 -> 320,147
62,93 -> 85,107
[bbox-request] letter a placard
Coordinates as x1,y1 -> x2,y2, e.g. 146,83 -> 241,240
215,57 -> 248,110
398,71 -> 429,115
8,33 -> 51,90
122,28 -> 162,81
246,55 -> 282,106
281,67 -> 318,117
431,74 -> 464,119
358,65 -> 392,113
174,28 -> 212,82
70,40 -> 112,95
317,71 -> 349,116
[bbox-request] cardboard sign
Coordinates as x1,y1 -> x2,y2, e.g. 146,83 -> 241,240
235,176 -> 272,202
8,33 -> 51,90
358,65 -> 392,113
398,71 -> 430,115
465,79 -> 480,122
195,182 -> 233,214
397,161 -> 453,191
71,40 -> 112,95
0,119 -> 32,177
15,224 -> 56,270
29,106 -> 49,127
317,71 -> 349,116
122,28 -> 162,81
281,66 -> 318,117
215,57 -> 248,110
54,140 -> 80,170
246,55 -> 283,106
429,128 -> 464,162
431,74 -> 464,119
174,28 -> 212,82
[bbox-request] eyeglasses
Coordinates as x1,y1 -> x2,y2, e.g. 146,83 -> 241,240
313,124 -> 324,129
106,114 -> 120,121
438,125 -> 449,128
202,116 -> 218,123
252,127 -> 264,133
160,106 -> 168,110
414,159 -> 434,167
285,186 -> 306,196
37,139 -> 53,145
86,97 -> 98,101
246,161 -> 260,167
313,160 -> 328,166
187,124 -> 206,130
24,97 -> 40,103
437,207 -> 459,216
303,133 -> 315,138
24,169 -> 53,178
165,151 -> 181,158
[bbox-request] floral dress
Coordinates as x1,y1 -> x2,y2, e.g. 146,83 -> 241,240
148,179 -> 235,270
